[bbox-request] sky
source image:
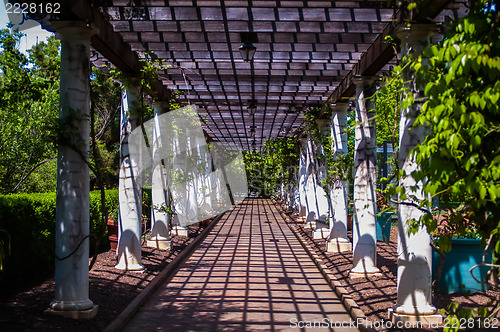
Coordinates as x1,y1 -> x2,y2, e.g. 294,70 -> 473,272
0,1 -> 53,53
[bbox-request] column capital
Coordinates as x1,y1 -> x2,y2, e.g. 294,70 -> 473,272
51,21 -> 98,36
153,100 -> 169,113
330,102 -> 350,112
314,118 -> 330,130
352,75 -> 380,87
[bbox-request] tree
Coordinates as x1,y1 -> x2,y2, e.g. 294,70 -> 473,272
0,28 -> 60,194
89,65 -> 122,189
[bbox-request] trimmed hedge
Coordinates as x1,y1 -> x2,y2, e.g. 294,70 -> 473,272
0,189 -> 119,288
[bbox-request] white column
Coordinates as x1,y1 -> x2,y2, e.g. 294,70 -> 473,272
297,137 -> 308,221
170,134 -> 190,237
48,22 -> 97,318
303,136 -> 319,228
200,141 -> 213,214
148,101 -> 172,250
312,119 -> 333,239
391,24 -> 441,324
115,81 -> 144,271
350,76 -> 381,277
327,103 -> 352,253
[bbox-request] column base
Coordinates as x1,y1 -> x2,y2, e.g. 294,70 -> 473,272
147,238 -> 172,250
388,308 -> 442,329
326,239 -> 352,253
312,227 -> 329,239
296,216 -> 306,223
349,266 -> 382,278
303,221 -> 316,229
172,226 -> 189,237
45,304 -> 98,320
114,261 -> 145,272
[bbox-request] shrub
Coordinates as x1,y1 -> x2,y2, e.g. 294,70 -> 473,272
0,190 -> 118,289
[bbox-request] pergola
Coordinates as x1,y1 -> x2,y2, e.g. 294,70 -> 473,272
39,0 -> 468,325
40,0 -> 464,151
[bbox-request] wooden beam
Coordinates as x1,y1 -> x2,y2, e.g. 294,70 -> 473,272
329,0 -> 452,103
42,0 -> 171,102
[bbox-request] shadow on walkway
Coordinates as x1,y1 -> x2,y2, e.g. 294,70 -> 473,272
124,199 -> 358,331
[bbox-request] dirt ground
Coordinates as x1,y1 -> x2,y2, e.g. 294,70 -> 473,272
289,214 -> 499,332
0,225 -> 204,332
0,209 -> 498,331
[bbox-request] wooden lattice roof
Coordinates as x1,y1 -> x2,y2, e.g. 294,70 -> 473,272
42,0 -> 467,151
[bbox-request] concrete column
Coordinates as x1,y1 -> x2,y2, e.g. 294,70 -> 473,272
351,76 -> 381,277
391,24 -> 441,325
171,134 -> 190,237
327,103 -> 352,253
115,81 -> 144,271
48,22 -> 97,318
297,137 -> 308,222
312,119 -> 333,239
199,140 -> 213,214
148,101 -> 172,250
304,136 -> 319,228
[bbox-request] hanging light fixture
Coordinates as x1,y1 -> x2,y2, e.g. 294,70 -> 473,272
251,140 -> 256,149
247,100 -> 257,115
249,126 -> 256,137
239,41 -> 257,62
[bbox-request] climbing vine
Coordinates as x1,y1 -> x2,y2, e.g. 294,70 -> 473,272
391,0 -> 500,327
303,107 -> 353,200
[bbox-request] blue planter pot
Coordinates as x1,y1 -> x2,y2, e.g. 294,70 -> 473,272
376,212 -> 393,242
432,238 -> 492,294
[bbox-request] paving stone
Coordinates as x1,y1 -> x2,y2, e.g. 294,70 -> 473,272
123,199 -> 358,331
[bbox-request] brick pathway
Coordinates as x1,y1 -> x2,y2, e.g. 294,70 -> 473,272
123,199 -> 358,331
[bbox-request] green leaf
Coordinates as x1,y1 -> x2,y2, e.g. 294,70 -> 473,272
479,185 -> 486,199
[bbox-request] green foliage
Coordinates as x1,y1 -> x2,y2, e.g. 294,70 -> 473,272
410,1 -> 500,254
0,190 -> 118,287
243,151 -> 265,195
108,54 -> 171,120
375,72 -> 401,147
262,137 -> 299,196
303,107 -> 353,195
0,28 -> 60,194
20,158 -> 57,193
393,1 -> 500,327
90,65 -> 122,190
243,137 -> 299,197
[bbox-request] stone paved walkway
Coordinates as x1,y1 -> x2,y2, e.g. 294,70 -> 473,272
123,199 -> 359,331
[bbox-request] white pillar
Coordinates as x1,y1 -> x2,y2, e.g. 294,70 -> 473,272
200,141 -> 213,214
297,137 -> 308,221
115,81 -> 144,271
148,101 -> 172,250
391,24 -> 441,324
312,119 -> 333,239
48,22 -> 97,318
304,136 -> 318,228
327,103 -> 352,253
170,134 -> 190,237
350,76 -> 381,277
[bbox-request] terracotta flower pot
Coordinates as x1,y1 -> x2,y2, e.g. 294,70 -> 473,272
107,218 -> 146,252
107,218 -> 119,252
